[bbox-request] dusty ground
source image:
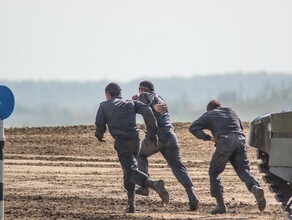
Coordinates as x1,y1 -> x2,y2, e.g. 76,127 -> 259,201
3,122 -> 288,220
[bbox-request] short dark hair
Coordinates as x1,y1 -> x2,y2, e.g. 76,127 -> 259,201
206,99 -> 222,111
105,82 -> 121,97
139,80 -> 154,92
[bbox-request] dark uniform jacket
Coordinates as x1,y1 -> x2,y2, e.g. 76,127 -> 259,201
139,92 -> 172,128
189,107 -> 244,141
95,97 -> 157,140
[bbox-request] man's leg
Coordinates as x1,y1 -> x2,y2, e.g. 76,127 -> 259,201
117,138 -> 169,205
128,161 -> 169,204
230,137 -> 266,212
116,147 -> 138,213
135,138 -> 161,196
143,178 -> 169,203
160,132 -> 199,211
126,191 -> 135,213
185,187 -> 200,211
136,155 -> 150,196
208,145 -> 232,214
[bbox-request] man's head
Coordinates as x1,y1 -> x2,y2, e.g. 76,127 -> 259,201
105,82 -> 121,99
139,80 -> 154,94
206,99 -> 222,111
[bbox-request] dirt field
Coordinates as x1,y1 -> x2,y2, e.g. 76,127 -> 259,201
3,122 -> 288,219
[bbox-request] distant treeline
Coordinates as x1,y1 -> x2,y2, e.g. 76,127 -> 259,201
2,72 -> 292,127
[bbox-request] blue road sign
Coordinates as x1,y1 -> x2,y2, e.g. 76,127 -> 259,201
0,85 -> 15,120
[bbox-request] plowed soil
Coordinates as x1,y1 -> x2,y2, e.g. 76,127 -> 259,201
4,122 -> 288,219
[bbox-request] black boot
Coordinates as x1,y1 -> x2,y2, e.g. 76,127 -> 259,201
126,191 -> 135,213
186,187 -> 199,211
145,179 -> 169,203
210,197 -> 227,214
251,185 -> 266,211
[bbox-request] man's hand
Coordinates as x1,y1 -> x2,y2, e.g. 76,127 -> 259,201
97,137 -> 106,142
132,94 -> 139,100
95,132 -> 106,142
154,104 -> 168,113
210,136 -> 216,143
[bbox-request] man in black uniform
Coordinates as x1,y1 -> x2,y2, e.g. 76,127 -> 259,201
132,80 -> 199,211
95,82 -> 169,213
189,99 -> 266,214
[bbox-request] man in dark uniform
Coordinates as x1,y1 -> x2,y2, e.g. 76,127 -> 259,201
132,80 -> 199,211
189,99 -> 266,214
95,82 -> 169,213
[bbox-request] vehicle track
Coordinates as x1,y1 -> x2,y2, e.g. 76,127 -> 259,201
258,150 -> 292,219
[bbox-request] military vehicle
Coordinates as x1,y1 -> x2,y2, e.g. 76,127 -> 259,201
249,111 -> 292,218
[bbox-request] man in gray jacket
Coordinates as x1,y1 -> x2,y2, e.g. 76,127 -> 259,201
132,80 -> 199,211
95,82 -> 169,213
189,99 -> 266,214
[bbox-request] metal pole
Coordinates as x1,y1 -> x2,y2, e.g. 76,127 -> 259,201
0,85 -> 15,220
0,120 -> 4,220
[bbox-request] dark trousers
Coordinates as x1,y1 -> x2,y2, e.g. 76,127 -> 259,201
138,128 -> 193,189
209,133 -> 260,199
114,137 -> 148,191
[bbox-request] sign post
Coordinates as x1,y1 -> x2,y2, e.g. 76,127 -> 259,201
0,85 -> 15,220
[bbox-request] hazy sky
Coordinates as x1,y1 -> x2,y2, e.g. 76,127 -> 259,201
0,0 -> 291,82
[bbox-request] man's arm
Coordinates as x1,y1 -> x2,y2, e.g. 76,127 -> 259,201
139,92 -> 168,113
189,115 -> 212,141
95,104 -> 107,142
134,101 -> 158,141
153,103 -> 168,113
